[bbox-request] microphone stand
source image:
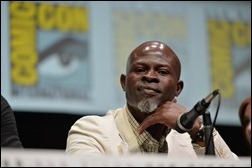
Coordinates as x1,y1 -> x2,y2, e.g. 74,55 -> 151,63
203,111 -> 215,155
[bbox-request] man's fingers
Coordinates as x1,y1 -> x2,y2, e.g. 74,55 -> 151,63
137,115 -> 157,134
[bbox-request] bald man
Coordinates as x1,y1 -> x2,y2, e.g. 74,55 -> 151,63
66,41 -> 237,159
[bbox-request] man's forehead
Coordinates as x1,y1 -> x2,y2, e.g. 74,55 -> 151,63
129,51 -> 174,64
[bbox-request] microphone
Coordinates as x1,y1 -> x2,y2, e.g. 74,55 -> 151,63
175,89 -> 219,133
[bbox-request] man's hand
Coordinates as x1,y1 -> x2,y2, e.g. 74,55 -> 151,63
137,100 -> 187,134
137,100 -> 205,147
188,118 -> 205,147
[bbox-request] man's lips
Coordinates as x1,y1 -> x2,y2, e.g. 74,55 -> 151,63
137,86 -> 161,94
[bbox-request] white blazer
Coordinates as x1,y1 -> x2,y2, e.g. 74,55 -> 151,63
66,106 -> 237,159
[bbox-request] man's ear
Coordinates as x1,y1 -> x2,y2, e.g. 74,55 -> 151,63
120,74 -> 126,91
175,80 -> 184,96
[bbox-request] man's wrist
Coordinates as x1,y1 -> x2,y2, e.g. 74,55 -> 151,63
191,128 -> 204,142
190,126 -> 205,147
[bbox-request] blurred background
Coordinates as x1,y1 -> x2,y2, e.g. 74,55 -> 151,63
1,1 -> 251,156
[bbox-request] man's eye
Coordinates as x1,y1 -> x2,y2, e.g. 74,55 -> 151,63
158,70 -> 168,75
135,68 -> 145,73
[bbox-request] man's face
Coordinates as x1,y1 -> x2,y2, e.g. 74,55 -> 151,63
244,103 -> 251,147
123,52 -> 180,114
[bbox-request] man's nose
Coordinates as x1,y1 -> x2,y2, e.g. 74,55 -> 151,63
142,70 -> 159,82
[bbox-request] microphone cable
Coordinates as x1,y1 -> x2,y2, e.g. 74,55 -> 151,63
205,89 -> 221,155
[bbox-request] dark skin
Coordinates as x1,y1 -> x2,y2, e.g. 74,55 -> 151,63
120,41 -> 201,142
239,97 -> 251,153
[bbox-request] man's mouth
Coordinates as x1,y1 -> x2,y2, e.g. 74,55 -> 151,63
137,86 -> 161,96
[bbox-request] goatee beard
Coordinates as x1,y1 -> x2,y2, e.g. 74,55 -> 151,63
138,99 -> 158,114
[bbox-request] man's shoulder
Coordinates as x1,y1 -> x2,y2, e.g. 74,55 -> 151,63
73,107 -> 125,127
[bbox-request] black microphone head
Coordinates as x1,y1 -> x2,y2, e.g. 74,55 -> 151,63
212,89 -> 219,96
175,112 -> 197,133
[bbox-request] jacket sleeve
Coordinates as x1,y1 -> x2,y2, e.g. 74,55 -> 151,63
192,128 -> 239,159
1,95 -> 23,148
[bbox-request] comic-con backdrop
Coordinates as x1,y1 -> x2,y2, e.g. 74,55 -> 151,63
1,1 -> 251,126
